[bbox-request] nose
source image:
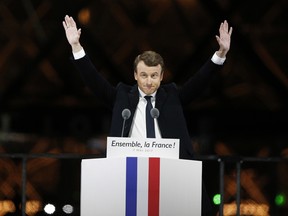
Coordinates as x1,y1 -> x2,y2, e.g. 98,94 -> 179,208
147,76 -> 152,85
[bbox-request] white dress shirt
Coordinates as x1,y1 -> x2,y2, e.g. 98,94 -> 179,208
129,89 -> 162,138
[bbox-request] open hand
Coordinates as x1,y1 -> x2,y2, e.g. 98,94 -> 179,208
216,20 -> 233,58
62,15 -> 82,52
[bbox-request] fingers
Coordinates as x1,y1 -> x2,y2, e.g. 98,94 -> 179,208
62,21 -> 67,30
228,26 -> 233,36
215,35 -> 220,43
219,21 -> 227,33
63,15 -> 76,29
223,20 -> 228,32
221,20 -> 232,35
218,20 -> 233,41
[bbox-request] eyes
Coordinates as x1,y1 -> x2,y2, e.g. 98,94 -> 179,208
139,72 -> 160,79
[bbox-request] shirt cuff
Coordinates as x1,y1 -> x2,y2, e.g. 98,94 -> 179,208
73,48 -> 86,60
211,52 -> 226,65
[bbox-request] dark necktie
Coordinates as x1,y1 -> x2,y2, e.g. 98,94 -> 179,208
144,96 -> 155,138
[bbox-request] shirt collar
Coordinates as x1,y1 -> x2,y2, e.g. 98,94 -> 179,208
138,87 -> 157,98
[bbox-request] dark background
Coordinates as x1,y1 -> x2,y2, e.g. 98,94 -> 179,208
0,0 -> 287,215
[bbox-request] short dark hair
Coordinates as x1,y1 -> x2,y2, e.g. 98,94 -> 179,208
134,51 -> 164,73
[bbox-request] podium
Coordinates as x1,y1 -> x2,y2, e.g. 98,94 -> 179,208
81,138 -> 202,216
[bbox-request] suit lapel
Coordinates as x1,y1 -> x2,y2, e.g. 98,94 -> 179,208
128,85 -> 140,112
124,85 -> 139,136
155,86 -> 167,113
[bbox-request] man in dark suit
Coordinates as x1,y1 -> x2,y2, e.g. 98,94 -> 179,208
63,15 -> 232,214
62,15 -> 232,158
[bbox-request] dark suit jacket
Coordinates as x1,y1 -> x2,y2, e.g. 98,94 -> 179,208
72,54 -> 222,160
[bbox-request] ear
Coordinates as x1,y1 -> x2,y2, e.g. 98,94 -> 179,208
134,71 -> 138,80
160,72 -> 164,81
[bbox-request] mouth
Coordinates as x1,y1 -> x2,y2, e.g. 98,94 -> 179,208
145,86 -> 154,91
143,86 -> 155,93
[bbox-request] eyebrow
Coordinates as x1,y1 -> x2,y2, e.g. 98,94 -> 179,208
139,71 -> 159,74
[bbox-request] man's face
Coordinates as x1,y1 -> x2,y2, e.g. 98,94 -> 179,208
134,61 -> 163,95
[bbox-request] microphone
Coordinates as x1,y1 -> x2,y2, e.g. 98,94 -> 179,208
121,108 -> 131,137
150,108 -> 160,119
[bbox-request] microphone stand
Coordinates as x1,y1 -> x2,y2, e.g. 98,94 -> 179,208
121,118 -> 127,137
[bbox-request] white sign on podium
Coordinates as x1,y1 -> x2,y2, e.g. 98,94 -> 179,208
106,137 -> 179,159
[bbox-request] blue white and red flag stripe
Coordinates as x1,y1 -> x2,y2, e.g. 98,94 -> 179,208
126,157 -> 160,216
